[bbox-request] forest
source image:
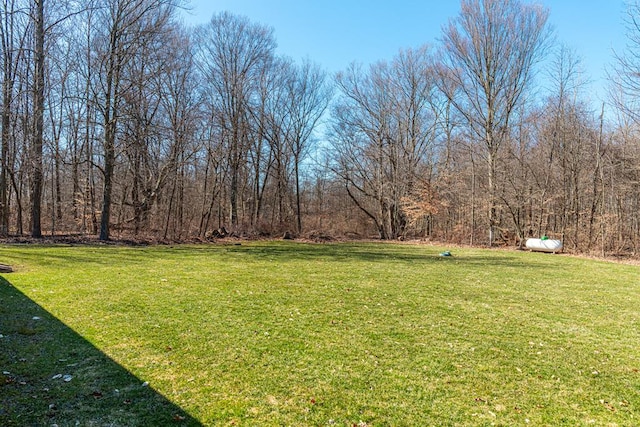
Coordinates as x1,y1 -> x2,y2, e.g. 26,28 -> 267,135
1,0 -> 640,257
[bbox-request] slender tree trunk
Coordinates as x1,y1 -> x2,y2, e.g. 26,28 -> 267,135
0,0 -> 14,237
597,103 -> 606,257
294,160 -> 302,233
55,137 -> 62,221
99,22 -> 121,241
9,168 -> 22,234
470,152 -> 476,246
0,75 -> 11,236
488,149 -> 497,247
30,0 -> 45,238
72,145 -> 80,221
100,107 -> 115,240
230,152 -> 238,227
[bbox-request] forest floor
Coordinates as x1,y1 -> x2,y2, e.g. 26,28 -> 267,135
1,241 -> 639,425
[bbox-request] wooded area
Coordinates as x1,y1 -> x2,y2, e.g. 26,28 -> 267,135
1,0 -> 640,257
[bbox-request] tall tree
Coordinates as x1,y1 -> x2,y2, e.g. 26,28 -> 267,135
438,0 -> 550,245
285,59 -> 330,233
331,47 -> 439,239
194,12 -> 276,228
29,0 -> 45,237
611,1 -> 640,123
0,0 -> 29,236
155,26 -> 199,240
94,0 -> 178,240
606,1 -> 640,254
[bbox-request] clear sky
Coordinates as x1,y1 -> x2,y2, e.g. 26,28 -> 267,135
181,1 -> 627,103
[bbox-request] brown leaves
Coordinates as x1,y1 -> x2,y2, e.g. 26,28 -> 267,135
400,180 -> 444,227
600,399 -> 616,412
600,399 -> 629,412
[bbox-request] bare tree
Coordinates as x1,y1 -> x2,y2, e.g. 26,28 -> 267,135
284,59 -> 330,234
0,0 -> 30,236
29,0 -> 45,238
194,12 -> 276,229
93,0 -> 179,240
539,47 -> 595,250
610,1 -> 640,123
155,27 -> 199,240
437,0 -> 550,246
331,47 -> 439,239
252,57 -> 330,233
119,21 -> 190,236
256,57 -> 294,230
606,1 -> 640,254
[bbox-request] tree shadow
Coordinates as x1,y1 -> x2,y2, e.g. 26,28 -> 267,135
0,277 -> 202,426
215,241 -> 551,269
1,241 -> 552,280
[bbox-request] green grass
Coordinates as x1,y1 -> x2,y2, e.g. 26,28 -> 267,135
1,241 -> 639,426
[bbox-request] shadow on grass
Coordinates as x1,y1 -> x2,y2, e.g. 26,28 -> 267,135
1,240 -> 553,271
215,242 -> 550,268
0,277 -> 201,427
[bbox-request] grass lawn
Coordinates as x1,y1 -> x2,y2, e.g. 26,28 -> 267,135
1,241 -> 639,426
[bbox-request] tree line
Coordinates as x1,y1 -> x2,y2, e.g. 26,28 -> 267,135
1,0 -> 640,257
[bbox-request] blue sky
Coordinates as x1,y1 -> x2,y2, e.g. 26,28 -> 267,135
181,1 -> 627,103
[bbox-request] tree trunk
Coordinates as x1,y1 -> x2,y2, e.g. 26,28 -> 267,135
487,148 -> 498,247
0,73 -> 11,236
294,160 -> 302,233
30,0 -> 45,238
0,0 -> 14,237
99,17 -> 122,241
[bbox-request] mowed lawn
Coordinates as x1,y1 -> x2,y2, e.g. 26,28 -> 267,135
1,241 -> 639,426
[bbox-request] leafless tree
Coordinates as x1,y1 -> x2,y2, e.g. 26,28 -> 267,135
92,0 -> 180,240
607,1 -> 640,255
284,59 -> 330,233
610,1 -> 640,124
255,56 -> 294,230
28,0 -> 45,238
0,0 -> 30,236
437,0 -> 550,246
331,47 -> 439,239
194,11 -> 276,229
